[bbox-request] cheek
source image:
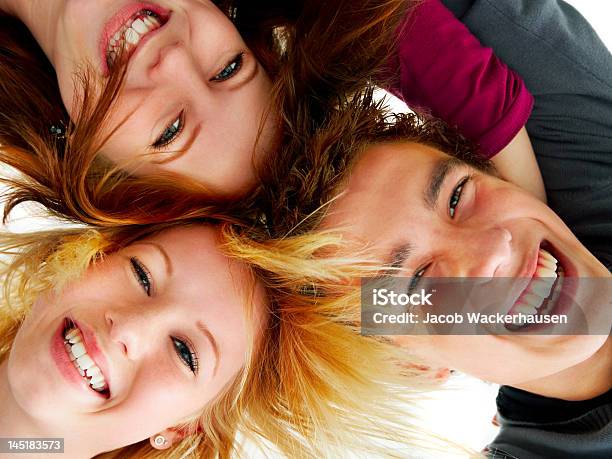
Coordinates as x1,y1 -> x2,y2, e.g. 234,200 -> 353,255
110,371 -> 206,435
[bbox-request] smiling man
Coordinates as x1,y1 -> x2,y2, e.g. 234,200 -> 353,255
285,92 -> 611,458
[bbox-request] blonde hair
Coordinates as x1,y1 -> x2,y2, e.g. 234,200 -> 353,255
0,223 -> 472,458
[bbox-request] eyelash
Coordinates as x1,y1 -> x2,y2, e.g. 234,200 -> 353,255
130,257 -> 152,296
149,53 -> 244,150
210,52 -> 244,82
408,266 -> 427,294
152,110 -> 185,150
172,336 -> 199,374
409,175 -> 472,288
449,175 -> 471,218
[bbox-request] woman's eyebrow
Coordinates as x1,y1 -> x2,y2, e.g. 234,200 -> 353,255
197,320 -> 219,377
134,241 -> 173,275
423,157 -> 464,210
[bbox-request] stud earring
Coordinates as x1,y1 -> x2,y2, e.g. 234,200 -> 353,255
49,120 -> 66,140
153,435 -> 167,447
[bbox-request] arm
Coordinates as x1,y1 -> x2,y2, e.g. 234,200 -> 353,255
385,0 -> 545,200
493,127 -> 546,202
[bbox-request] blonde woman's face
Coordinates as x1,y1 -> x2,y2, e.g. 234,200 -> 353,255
7,226 -> 267,456
53,0 -> 275,196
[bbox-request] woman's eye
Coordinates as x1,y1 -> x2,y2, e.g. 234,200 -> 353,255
210,52 -> 244,82
130,257 -> 152,296
172,337 -> 199,375
449,176 -> 470,219
408,266 -> 428,294
152,111 -> 184,149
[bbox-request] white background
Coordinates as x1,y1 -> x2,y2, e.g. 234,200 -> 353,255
1,1 -> 611,457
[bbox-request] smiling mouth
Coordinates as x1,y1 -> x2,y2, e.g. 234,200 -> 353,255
106,9 -> 168,70
505,242 -> 565,331
62,318 -> 110,398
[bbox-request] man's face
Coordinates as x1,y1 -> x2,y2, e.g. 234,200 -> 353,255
322,141 -> 610,386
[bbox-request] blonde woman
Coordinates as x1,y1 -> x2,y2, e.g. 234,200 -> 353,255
0,222 -> 438,458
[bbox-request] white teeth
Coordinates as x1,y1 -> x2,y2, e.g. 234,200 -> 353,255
514,304 -> 538,315
540,248 -> 557,263
63,326 -> 108,393
507,246 -> 564,321
143,16 -> 154,27
76,354 -> 95,370
113,31 -> 122,41
125,28 -> 140,45
71,342 -> 86,358
520,292 -> 544,310
131,18 -> 148,34
65,328 -> 80,340
535,265 -> 557,278
87,366 -> 102,379
529,279 -> 554,298
89,374 -> 106,386
91,381 -> 107,390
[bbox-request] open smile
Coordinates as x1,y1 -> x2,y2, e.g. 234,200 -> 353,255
101,2 -> 171,73
505,241 -> 572,331
61,318 -> 111,398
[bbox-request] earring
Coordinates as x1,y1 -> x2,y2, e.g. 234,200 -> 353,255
153,435 -> 167,447
49,120 -> 66,140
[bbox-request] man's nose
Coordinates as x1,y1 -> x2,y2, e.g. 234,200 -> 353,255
443,226 -> 512,278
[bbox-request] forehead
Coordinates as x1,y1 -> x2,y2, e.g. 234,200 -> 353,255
324,142 -> 449,231
141,224 -> 267,313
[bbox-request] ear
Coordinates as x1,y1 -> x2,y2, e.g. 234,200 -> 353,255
149,428 -> 186,450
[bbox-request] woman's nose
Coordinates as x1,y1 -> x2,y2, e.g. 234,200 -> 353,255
146,42 -> 206,88
105,306 -> 159,360
443,226 -> 512,278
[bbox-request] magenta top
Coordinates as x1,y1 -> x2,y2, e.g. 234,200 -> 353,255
386,0 -> 534,159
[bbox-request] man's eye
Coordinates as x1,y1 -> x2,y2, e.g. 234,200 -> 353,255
210,52 -> 244,82
171,337 -> 199,374
130,257 -> 152,296
408,266 -> 428,294
152,111 -> 184,149
449,176 -> 470,218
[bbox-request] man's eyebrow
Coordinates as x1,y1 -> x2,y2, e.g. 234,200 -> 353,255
382,242 -> 413,276
135,242 -> 173,276
423,157 -> 463,211
152,122 -> 203,165
197,320 -> 219,377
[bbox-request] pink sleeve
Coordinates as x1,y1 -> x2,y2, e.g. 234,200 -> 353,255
386,0 -> 534,159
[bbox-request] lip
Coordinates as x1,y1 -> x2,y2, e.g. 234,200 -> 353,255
51,319 -> 109,400
75,319 -> 113,396
519,244 -> 540,279
99,1 -> 170,75
504,240 -> 579,333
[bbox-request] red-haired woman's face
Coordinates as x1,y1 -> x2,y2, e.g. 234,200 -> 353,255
7,225 -> 267,456
53,0 -> 275,196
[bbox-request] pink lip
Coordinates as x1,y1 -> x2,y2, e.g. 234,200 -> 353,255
99,1 -> 170,75
505,240 -> 579,333
518,245 -> 540,279
50,319 -> 108,399
75,319 -> 112,395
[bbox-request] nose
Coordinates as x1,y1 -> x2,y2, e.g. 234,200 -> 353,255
105,306 -> 160,360
441,226 -> 512,278
144,42 -> 208,91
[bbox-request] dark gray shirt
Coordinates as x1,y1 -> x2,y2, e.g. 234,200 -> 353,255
442,0 -> 612,457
